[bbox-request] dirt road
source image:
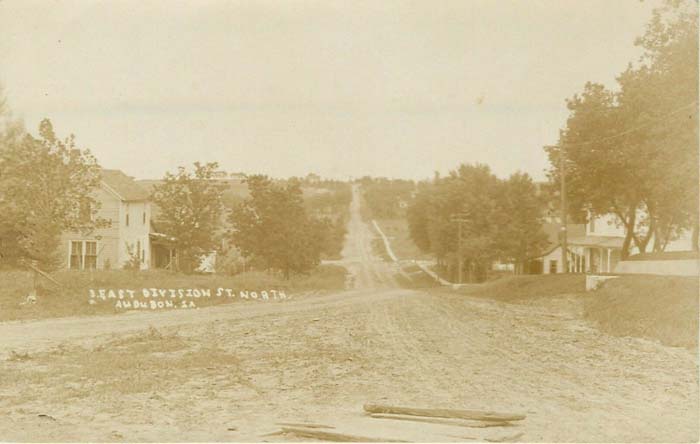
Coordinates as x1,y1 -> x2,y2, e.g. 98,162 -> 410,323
0,185 -> 697,442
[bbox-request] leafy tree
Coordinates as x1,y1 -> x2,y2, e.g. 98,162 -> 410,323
230,175 -> 322,278
407,165 -> 549,280
0,119 -> 104,270
618,0 -> 698,251
450,164 -> 503,282
304,185 -> 351,259
406,182 -> 433,253
494,172 -> 549,273
151,162 -> 226,272
407,163 -> 504,282
546,0 -> 698,256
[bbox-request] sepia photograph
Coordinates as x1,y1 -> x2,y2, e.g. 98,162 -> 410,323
0,0 -> 698,442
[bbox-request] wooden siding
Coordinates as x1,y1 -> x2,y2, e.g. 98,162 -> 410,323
58,187 -> 121,269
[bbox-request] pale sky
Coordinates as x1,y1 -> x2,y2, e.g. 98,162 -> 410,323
0,0 -> 660,181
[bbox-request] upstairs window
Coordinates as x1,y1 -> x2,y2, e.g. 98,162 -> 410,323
143,211 -> 146,225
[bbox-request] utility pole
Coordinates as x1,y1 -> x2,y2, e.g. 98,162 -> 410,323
559,145 -> 568,274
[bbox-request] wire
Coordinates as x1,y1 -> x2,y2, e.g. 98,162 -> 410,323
560,100 -> 698,148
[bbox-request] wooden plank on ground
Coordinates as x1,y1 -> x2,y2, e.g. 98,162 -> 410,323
279,426 -> 409,442
368,413 -> 514,428
363,403 -> 526,422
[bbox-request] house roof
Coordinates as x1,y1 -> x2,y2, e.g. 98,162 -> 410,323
530,222 -> 586,259
101,169 -> 150,201
567,235 -> 625,248
541,222 -> 586,249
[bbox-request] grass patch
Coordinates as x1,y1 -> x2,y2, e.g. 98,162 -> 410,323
584,275 -> 699,350
394,265 -> 441,289
371,238 -> 392,262
0,265 -> 347,322
456,274 -> 586,302
374,218 -> 427,260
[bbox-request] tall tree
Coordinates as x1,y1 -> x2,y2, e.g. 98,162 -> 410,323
546,0 -> 699,256
151,162 -> 226,272
230,175 -> 323,278
495,172 -> 549,273
0,119 -> 104,269
407,163 -> 503,282
544,83 -> 644,259
618,0 -> 699,251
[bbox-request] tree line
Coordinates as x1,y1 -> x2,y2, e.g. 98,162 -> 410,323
359,176 -> 416,219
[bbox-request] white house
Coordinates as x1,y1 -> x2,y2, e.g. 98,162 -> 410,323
59,169 -> 159,270
527,222 -> 585,274
531,212 -> 694,274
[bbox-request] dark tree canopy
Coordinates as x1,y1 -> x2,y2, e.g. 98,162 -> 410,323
0,119 -> 105,270
229,175 -> 325,278
545,0 -> 699,256
151,162 -> 226,272
406,163 -> 548,282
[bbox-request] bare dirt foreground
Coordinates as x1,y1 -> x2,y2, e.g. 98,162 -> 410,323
0,187 -> 697,443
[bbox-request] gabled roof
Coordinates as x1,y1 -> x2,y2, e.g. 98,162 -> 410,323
100,169 -> 150,201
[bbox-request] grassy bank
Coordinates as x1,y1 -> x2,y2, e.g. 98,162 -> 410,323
373,218 -> 427,260
456,274 -> 586,302
393,264 -> 441,289
584,275 -> 699,350
0,265 -> 347,322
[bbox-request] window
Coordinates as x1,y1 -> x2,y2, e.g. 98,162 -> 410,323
69,240 -> 98,270
549,260 -> 558,274
70,241 -> 83,269
85,241 -> 97,270
143,211 -> 146,225
589,217 -> 596,233
125,204 -> 130,226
